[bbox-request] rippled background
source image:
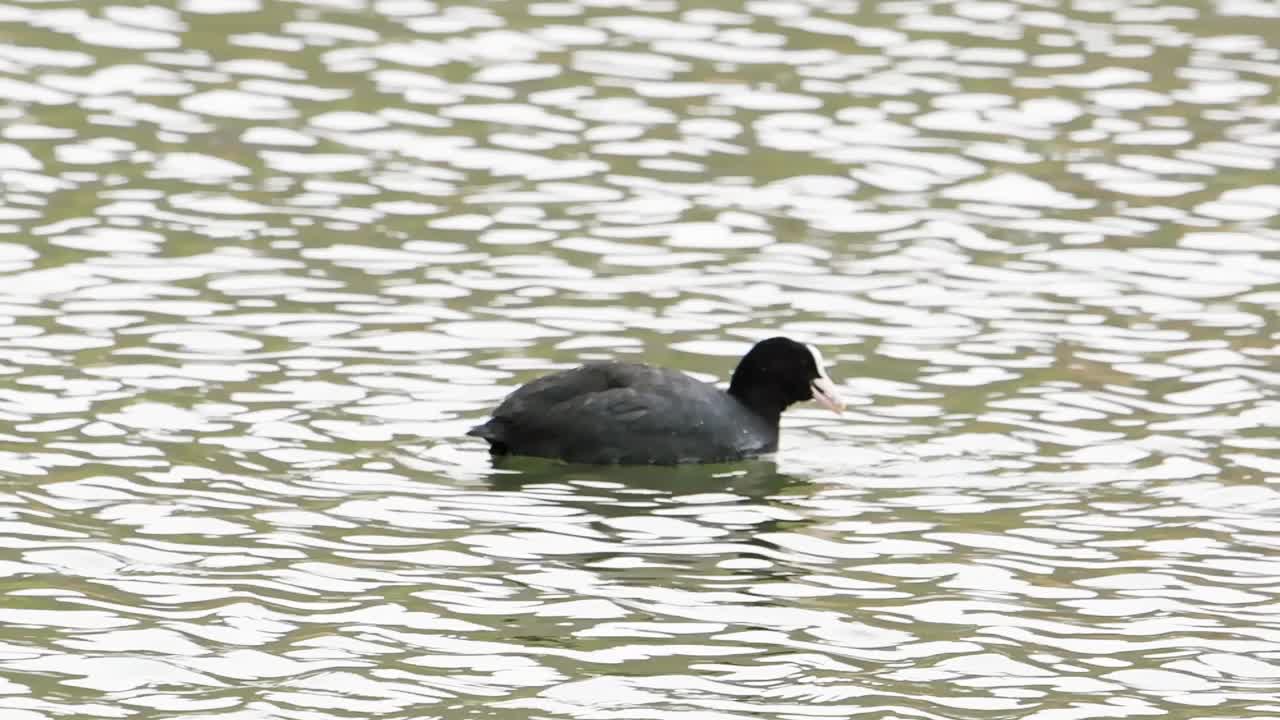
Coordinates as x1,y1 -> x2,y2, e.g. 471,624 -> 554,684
2,0 -> 1279,717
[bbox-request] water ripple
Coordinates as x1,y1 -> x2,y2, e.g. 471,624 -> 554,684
1,0 -> 1279,718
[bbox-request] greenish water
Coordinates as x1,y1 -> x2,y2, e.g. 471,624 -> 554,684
1,0 -> 1279,718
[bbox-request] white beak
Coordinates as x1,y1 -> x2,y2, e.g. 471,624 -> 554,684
804,344 -> 843,415
811,376 -> 844,415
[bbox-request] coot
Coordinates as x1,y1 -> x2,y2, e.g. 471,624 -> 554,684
467,337 -> 843,465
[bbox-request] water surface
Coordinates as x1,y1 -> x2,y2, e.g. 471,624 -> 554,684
1,0 -> 1279,718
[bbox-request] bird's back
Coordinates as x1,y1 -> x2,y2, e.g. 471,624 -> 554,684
467,362 -> 776,464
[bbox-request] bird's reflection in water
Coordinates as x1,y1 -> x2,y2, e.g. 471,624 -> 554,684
480,456 -> 813,585
484,455 -> 804,519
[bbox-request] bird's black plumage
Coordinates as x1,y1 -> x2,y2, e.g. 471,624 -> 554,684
467,337 -> 842,465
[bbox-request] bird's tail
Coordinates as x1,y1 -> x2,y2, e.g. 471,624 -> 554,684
466,421 -> 506,454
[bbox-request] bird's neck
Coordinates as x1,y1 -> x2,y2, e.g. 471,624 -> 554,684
728,382 -> 787,426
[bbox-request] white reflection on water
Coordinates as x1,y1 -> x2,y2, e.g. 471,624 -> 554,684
0,0 -> 1279,718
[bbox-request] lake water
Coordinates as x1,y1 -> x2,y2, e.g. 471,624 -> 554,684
1,0 -> 1279,718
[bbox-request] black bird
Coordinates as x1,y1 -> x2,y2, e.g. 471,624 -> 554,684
467,337 -> 843,465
